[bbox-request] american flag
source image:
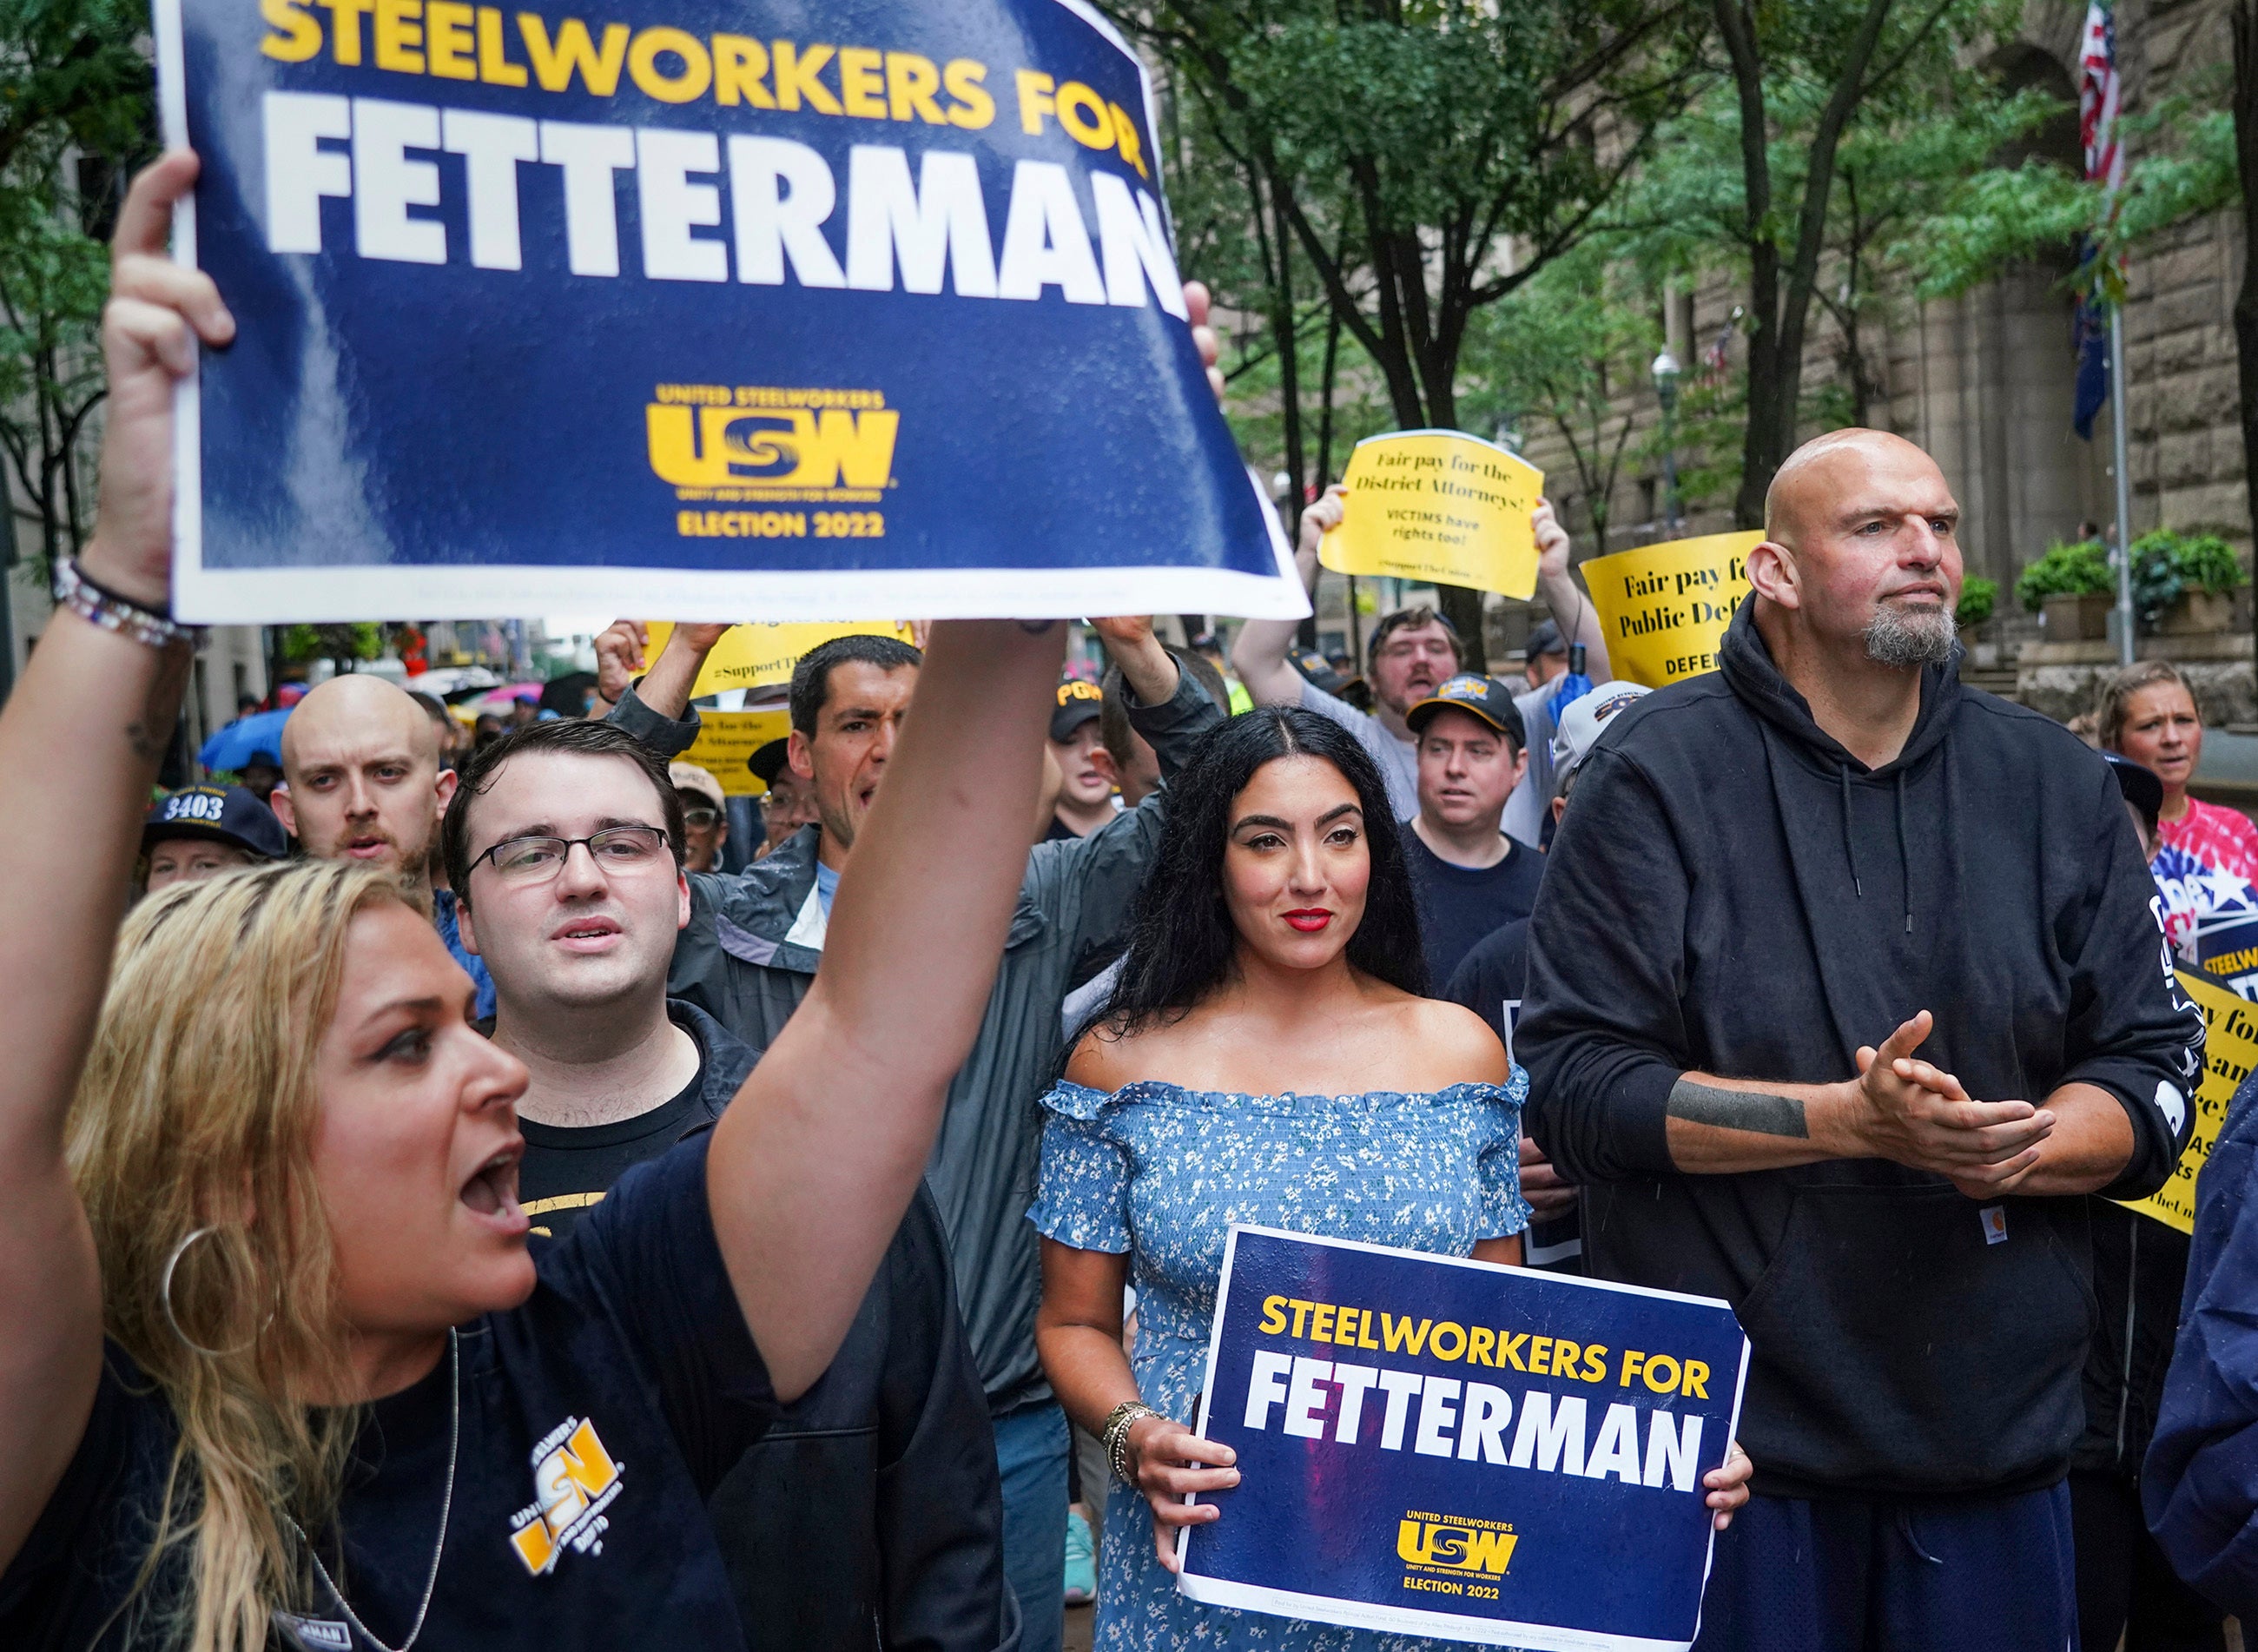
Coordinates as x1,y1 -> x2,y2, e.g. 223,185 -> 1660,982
2080,2 -> 2123,199
2072,0 -> 2121,439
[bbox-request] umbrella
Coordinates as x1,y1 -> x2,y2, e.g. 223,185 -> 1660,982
199,707 -> 293,773
1548,643 -> 1594,721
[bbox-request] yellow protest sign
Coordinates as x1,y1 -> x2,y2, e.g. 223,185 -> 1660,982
2120,969 -> 2258,1233
677,709 -> 794,796
644,621 -> 918,699
1318,432 -> 1543,598
1581,532 -> 1763,688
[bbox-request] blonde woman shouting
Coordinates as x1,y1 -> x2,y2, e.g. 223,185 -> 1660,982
0,154 -> 1062,1652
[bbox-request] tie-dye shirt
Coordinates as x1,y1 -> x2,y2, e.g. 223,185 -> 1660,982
2160,797 -> 2258,887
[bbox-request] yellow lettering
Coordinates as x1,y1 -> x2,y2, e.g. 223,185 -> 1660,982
1642,1354 -> 1681,1396
426,0 -> 474,76
1495,1332 -> 1528,1371
518,14 -> 629,96
1332,1307 -> 1359,1347
555,1419 -> 619,1500
884,51 -> 945,122
476,6 -> 526,84
774,41 -> 842,115
319,0 -> 372,65
837,45 -> 884,116
1429,1321 -> 1467,1362
1015,69 -> 1053,134
1310,1304 -> 1335,1343
1620,1350 -> 1646,1387
1110,101 -> 1147,176
1529,1335 -> 1552,1374
373,0 -> 423,72
1581,1345 -> 1608,1384
1357,1308 -> 1379,1350
1683,1359 -> 1710,1399
1053,80 -> 1112,149
261,0 -> 324,62
1258,1295 -> 1288,1335
942,58 -> 993,129
1553,1338 -> 1581,1378
712,35 -> 774,107
1381,1314 -> 1431,1357
629,26 -> 710,102
1288,1298 -> 1314,1339
1467,1326 -> 1496,1366
510,1517 -> 557,1573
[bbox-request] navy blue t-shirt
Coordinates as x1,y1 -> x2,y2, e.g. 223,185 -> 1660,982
0,1133 -> 774,1650
1403,829 -> 1546,989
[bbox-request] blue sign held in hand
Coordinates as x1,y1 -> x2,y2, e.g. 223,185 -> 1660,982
154,0 -> 1300,624
1181,1226 -> 1749,1651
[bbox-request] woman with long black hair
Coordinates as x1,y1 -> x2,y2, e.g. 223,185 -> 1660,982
1032,708 -> 1748,1651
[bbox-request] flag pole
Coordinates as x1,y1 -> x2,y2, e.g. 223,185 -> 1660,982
2110,305 -> 2136,666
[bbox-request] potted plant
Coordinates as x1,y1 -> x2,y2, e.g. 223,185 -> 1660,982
2129,529 -> 2248,634
2017,539 -> 2115,640
1956,577 -> 1997,640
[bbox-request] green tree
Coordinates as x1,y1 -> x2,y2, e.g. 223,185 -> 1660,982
1116,0 -> 1703,663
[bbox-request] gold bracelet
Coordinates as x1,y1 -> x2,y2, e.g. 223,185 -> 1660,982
1102,1399 -> 1161,1484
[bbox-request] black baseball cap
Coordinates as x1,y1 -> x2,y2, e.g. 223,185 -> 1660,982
1405,674 -> 1528,750
1524,619 -> 1567,661
1051,678 -> 1104,741
1291,649 -> 1346,697
747,738 -> 793,788
142,784 -> 287,860
2106,753 -> 2165,836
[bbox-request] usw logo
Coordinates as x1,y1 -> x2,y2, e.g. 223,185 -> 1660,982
508,1416 -> 625,1576
1397,1516 -> 1518,1576
646,403 -> 898,492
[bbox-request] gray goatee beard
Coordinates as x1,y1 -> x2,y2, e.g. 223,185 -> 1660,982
1863,602 -> 1957,669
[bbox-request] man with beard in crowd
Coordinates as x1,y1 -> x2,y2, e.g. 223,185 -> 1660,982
1521,429 -> 2201,1650
1234,487 -> 1608,819
270,671 -> 495,1017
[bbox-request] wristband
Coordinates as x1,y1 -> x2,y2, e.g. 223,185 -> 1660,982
1102,1399 -> 1161,1485
53,557 -> 195,648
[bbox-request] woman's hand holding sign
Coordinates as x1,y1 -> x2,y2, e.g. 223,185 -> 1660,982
1125,1413 -> 1238,1572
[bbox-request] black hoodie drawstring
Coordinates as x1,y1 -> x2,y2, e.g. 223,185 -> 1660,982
1895,772 -> 1911,934
1839,765 -> 1861,897
1839,765 -> 1915,934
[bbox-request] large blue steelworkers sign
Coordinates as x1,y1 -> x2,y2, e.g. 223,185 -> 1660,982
154,0 -> 1300,622
1180,1227 -> 1751,1651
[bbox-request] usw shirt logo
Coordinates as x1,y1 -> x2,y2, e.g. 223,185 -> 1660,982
508,1416 -> 624,1576
646,395 -> 898,493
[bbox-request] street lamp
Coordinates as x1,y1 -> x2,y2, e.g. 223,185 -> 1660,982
1651,347 -> 1683,537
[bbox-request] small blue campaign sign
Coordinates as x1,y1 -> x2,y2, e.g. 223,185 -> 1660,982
1179,1226 -> 1750,1652
152,0 -> 1299,624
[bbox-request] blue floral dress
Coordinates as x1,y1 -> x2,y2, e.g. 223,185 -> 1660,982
1029,1074 -> 1532,1652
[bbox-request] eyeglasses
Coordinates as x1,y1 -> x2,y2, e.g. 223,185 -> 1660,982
470,825 -> 674,884
681,806 -> 721,829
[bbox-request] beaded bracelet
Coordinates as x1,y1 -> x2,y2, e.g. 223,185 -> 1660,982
53,557 -> 196,649
1101,1399 -> 1161,1484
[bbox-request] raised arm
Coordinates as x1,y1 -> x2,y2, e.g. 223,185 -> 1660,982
1532,499 -> 1609,682
0,154 -> 233,1569
708,618 -> 1065,1400
1231,486 -> 1340,707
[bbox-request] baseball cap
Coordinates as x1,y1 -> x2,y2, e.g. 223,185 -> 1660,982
1524,619 -> 1567,661
1291,649 -> 1345,697
747,738 -> 793,789
2105,752 -> 2165,836
142,784 -> 287,860
1405,674 -> 1528,750
1051,678 -> 1104,742
669,761 -> 728,814
1550,680 -> 1653,776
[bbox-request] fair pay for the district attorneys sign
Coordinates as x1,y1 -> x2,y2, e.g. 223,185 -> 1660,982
1179,1226 -> 1750,1651
155,0 -> 1301,624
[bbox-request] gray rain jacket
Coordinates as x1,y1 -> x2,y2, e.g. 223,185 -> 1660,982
611,668 -> 1224,1414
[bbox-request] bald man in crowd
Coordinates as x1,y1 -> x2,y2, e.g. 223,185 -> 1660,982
1519,430 -> 2202,1649
271,673 -> 494,1015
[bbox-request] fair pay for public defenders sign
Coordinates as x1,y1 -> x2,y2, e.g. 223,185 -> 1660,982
155,0 -> 1303,624
1180,1227 -> 1750,1652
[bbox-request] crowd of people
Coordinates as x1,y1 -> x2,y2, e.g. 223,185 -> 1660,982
10,149 -> 2258,1652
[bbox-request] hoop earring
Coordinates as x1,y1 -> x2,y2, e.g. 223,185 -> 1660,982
161,1226 -> 259,1358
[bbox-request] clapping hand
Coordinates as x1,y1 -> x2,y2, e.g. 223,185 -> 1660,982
1849,1011 -> 2052,1195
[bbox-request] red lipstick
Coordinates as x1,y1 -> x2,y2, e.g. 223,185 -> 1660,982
1283,909 -> 1333,933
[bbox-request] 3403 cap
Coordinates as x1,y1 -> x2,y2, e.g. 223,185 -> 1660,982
1550,680 -> 1654,776
142,784 -> 287,861
1051,678 -> 1104,742
1404,674 -> 1528,750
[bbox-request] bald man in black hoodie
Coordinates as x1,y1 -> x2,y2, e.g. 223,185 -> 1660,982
1520,430 -> 2202,1651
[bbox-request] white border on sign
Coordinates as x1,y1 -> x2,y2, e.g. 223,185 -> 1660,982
151,0 -> 1303,624
1176,1223 -> 1753,1652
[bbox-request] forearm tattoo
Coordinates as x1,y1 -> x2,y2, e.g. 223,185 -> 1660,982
1667,1077 -> 1810,1139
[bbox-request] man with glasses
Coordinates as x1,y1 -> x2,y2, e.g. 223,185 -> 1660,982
1233,486 -> 1612,819
670,759 -> 731,872
439,716 -> 1013,1652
